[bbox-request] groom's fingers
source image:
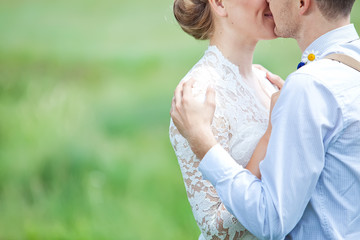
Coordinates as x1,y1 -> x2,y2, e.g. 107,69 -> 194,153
205,85 -> 216,108
170,96 -> 181,123
170,96 -> 175,115
253,63 -> 284,90
253,64 -> 269,72
183,78 -> 196,100
174,81 -> 184,107
266,72 -> 284,89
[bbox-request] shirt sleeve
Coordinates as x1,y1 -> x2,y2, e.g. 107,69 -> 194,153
199,72 -> 343,239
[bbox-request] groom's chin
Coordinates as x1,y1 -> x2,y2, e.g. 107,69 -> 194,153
274,27 -> 286,38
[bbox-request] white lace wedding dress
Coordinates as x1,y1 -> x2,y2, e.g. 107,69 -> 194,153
169,45 -> 277,240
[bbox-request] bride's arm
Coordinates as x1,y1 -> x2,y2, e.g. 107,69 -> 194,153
170,121 -> 250,239
245,127 -> 272,179
169,81 -> 255,239
246,90 -> 281,179
246,67 -> 284,178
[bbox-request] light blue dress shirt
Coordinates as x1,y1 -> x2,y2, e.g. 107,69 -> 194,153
199,24 -> 360,240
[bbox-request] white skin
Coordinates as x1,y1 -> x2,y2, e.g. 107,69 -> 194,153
171,0 -> 351,178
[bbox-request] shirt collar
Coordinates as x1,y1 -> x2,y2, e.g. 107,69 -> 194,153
301,24 -> 359,63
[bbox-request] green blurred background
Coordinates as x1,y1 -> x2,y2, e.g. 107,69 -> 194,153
0,0 -> 359,239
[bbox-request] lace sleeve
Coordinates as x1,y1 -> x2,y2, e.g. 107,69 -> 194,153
169,84 -> 257,240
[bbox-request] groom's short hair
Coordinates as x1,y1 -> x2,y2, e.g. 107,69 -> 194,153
315,0 -> 355,19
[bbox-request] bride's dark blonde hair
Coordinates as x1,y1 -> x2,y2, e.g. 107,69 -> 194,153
173,0 -> 214,40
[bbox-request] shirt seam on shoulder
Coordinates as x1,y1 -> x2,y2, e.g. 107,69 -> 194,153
287,71 -> 345,149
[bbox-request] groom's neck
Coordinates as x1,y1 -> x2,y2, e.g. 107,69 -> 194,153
296,15 -> 351,52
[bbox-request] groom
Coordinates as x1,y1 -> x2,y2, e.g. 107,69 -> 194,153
171,0 -> 360,239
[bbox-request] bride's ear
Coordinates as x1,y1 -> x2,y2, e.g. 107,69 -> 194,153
208,0 -> 227,17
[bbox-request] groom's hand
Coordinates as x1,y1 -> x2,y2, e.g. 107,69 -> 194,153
170,78 -> 218,159
253,64 -> 284,89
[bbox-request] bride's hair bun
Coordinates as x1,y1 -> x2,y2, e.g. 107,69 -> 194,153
173,0 -> 214,40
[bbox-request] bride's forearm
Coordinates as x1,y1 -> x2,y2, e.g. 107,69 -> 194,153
246,126 -> 272,179
247,90 -> 280,178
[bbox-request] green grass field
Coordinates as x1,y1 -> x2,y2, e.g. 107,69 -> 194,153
0,0 -> 359,239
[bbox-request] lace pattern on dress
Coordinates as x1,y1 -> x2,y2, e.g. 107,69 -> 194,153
169,46 -> 276,240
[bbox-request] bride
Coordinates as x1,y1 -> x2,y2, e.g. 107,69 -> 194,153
169,0 -> 277,239
169,0 -> 282,239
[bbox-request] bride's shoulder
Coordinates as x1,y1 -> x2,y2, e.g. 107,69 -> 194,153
180,48 -> 224,87
179,61 -> 213,88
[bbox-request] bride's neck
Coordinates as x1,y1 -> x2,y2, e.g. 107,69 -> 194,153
209,31 -> 257,79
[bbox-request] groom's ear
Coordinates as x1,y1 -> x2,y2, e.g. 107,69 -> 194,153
209,0 -> 227,17
299,0 -> 311,15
